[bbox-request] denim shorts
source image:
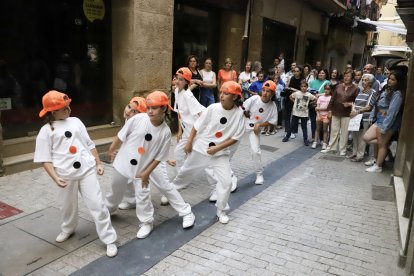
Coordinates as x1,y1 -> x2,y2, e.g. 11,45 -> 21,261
375,112 -> 401,132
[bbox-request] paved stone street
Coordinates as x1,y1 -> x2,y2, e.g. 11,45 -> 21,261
0,129 -> 405,275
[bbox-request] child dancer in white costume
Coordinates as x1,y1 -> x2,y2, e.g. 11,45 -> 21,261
242,80 -> 278,184
172,81 -> 245,224
118,97 -> 148,210
34,90 -> 118,257
161,68 -> 238,205
105,91 -> 195,239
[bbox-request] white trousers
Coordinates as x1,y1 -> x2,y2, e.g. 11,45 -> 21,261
352,120 -> 369,159
328,116 -> 350,154
248,130 -> 263,174
59,169 -> 117,245
174,136 -> 189,172
205,141 -> 240,188
173,151 -> 232,212
121,182 -> 135,204
106,162 -> 191,223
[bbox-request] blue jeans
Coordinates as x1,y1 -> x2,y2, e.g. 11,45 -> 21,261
200,88 -> 215,107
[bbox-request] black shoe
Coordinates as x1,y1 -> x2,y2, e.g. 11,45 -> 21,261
304,140 -> 309,146
282,136 -> 289,142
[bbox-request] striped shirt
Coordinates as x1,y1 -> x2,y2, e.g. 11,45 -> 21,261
354,88 -> 376,120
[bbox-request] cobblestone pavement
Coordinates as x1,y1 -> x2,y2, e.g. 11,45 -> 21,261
0,129 -> 405,275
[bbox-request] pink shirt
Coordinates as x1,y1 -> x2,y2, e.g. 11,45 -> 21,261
317,95 -> 331,116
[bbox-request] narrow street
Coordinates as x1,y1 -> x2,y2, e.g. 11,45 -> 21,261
0,130 -> 404,275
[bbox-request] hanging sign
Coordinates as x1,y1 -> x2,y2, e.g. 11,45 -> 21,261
83,0 -> 105,22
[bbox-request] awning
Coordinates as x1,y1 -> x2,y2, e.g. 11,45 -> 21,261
372,45 -> 412,58
356,18 -> 408,35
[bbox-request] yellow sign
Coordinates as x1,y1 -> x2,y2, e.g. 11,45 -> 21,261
83,0 -> 105,22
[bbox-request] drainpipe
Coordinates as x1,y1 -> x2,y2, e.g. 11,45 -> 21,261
240,0 -> 251,68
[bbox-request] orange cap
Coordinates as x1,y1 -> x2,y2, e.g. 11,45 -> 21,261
176,67 -> 192,83
39,90 -> 72,118
262,80 -> 276,93
130,97 -> 147,113
146,91 -> 173,110
220,81 -> 242,97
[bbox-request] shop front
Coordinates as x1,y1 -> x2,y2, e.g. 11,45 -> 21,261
0,0 -> 112,139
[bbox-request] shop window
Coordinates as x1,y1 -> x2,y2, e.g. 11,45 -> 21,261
0,0 -> 112,139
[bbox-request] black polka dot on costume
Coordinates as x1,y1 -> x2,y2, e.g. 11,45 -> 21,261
220,117 -> 227,124
65,131 -> 72,138
249,123 -> 254,127
209,142 -> 216,147
130,159 -> 138,165
259,108 -> 264,113
145,134 -> 152,141
73,162 -> 81,169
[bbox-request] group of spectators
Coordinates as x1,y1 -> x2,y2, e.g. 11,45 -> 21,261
178,54 -> 405,173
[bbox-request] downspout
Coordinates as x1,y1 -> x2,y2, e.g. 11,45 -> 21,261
240,0 -> 251,68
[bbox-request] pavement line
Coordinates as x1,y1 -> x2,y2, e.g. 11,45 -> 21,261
73,146 -> 317,276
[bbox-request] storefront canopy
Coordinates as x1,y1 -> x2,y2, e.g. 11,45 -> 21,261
357,18 -> 407,35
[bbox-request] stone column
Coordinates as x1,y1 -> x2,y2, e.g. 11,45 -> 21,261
112,0 -> 174,124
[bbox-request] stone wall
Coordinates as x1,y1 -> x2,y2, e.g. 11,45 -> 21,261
112,0 -> 174,124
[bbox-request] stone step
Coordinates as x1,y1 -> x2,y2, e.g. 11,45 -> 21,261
3,124 -> 121,158
2,137 -> 114,176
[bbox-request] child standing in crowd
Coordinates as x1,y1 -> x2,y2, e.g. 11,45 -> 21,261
312,84 -> 332,149
105,91 -> 195,239
34,91 -> 118,257
282,80 -> 316,145
171,81 -> 245,224
118,96 -> 148,210
248,71 -> 266,97
242,80 -> 278,184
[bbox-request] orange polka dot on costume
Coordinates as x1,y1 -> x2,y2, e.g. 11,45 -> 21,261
255,115 -> 261,120
69,146 -> 77,154
138,147 -> 145,155
215,131 -> 222,138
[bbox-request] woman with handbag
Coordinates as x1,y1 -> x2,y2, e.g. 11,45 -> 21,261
321,69 -> 359,155
347,73 -> 377,162
363,71 -> 404,172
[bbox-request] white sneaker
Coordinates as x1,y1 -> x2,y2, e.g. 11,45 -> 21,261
321,143 -> 327,150
209,190 -> 217,202
291,134 -> 296,139
217,210 -> 229,224
137,223 -> 153,239
365,158 -> 376,166
118,201 -> 136,210
160,195 -> 169,206
311,142 -> 317,149
255,174 -> 264,185
182,212 -> 195,228
339,152 -> 346,156
106,243 -> 118,257
231,174 -> 238,192
55,232 -> 72,243
366,164 -> 382,173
